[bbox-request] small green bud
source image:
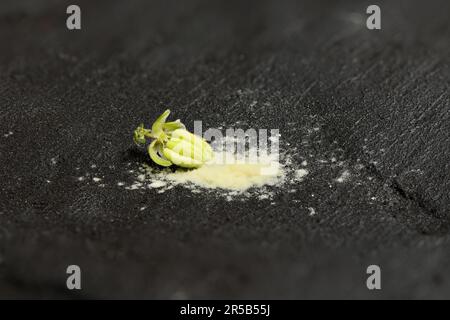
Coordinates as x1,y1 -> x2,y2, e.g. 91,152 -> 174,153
133,124 -> 148,145
133,110 -> 214,168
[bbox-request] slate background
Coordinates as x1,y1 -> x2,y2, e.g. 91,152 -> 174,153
0,0 -> 449,299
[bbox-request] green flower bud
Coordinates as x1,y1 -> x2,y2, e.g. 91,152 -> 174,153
133,124 -> 150,145
133,110 -> 214,168
163,129 -> 213,168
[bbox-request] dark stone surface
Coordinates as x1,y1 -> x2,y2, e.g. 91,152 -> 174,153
0,0 -> 449,299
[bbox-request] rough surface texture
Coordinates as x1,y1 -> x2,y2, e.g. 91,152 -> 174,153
0,0 -> 449,299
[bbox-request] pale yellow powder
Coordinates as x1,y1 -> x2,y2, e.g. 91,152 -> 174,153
165,162 -> 282,191
141,145 -> 284,193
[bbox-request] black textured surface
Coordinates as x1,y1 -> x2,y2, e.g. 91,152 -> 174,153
0,0 -> 449,299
